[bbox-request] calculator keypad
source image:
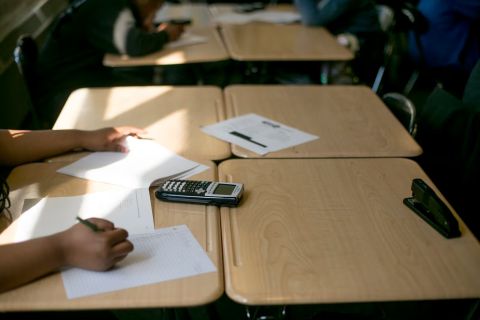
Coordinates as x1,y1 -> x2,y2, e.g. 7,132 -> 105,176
161,180 -> 211,196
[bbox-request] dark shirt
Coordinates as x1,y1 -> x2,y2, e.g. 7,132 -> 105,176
416,61 -> 480,239
409,0 -> 480,74
293,0 -> 381,37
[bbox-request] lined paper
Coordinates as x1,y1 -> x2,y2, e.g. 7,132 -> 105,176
13,188 -> 154,242
62,225 -> 217,299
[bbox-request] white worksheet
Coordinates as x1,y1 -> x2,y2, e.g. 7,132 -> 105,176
62,225 -> 217,299
213,11 -> 300,24
202,113 -> 318,155
12,188 -> 154,242
57,137 -> 208,188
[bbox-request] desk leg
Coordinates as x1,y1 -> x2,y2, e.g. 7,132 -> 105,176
245,305 -> 287,320
320,62 -> 331,85
153,66 -> 164,84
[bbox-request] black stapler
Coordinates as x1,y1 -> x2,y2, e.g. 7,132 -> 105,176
403,178 -> 461,238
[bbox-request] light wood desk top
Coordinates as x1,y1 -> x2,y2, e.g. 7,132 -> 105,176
103,26 -> 228,67
53,86 -> 230,161
225,85 -> 422,158
220,23 -> 353,61
218,158 -> 480,305
0,161 -> 222,311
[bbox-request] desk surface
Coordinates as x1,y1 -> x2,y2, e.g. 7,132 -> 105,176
53,86 -> 231,161
218,158 -> 480,305
225,85 -> 422,158
0,161 -> 222,311
220,23 -> 353,61
103,26 -> 228,67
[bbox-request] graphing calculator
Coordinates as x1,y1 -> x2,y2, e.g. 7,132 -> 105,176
155,180 -> 244,207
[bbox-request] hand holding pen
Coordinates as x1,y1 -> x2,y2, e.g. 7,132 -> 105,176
58,217 -> 134,271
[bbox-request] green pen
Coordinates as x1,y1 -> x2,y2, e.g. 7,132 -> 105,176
76,216 -> 103,232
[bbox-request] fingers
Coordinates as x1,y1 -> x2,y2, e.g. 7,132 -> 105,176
117,126 -> 145,136
87,218 -> 114,231
112,239 -> 134,257
105,228 -> 130,246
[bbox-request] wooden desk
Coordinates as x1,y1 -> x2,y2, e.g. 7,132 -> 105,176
103,26 -> 228,67
53,86 -> 231,161
218,158 -> 480,305
220,23 -> 353,61
225,85 -> 422,158
0,161 -> 223,311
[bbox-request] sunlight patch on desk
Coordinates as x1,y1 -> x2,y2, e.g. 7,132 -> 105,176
156,51 -> 187,65
103,86 -> 174,121
148,108 -> 189,154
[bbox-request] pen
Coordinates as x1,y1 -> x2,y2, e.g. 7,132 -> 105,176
76,216 -> 103,232
130,133 -> 154,140
229,131 -> 267,148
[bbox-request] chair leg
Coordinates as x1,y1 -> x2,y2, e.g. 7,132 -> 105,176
403,70 -> 420,95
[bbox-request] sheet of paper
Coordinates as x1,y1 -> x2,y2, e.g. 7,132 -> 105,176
57,137 -> 209,188
251,11 -> 301,24
213,10 -> 300,24
202,113 -> 318,155
165,32 -> 207,49
62,225 -> 217,299
12,188 -> 154,242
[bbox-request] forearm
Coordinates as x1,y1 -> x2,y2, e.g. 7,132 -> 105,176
125,29 -> 170,56
0,129 -> 86,166
0,234 -> 65,293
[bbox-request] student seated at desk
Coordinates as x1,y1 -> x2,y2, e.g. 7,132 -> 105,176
293,0 -> 382,84
0,126 -> 141,293
34,0 -> 186,127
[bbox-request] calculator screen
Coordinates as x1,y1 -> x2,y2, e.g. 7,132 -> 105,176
213,184 -> 236,195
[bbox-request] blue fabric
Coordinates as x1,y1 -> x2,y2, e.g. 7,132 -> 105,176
409,0 -> 480,74
293,0 -> 380,36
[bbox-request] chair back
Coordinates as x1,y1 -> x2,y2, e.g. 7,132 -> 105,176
12,34 -> 40,128
13,35 -> 38,91
382,92 -> 417,136
376,5 -> 395,32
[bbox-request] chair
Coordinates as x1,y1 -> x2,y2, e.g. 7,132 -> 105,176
371,4 -> 395,93
13,35 -> 38,92
396,3 -> 429,95
12,34 -> 40,128
372,3 -> 429,95
382,92 -> 417,136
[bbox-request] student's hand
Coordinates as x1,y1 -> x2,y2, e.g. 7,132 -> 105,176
80,127 -> 144,153
58,218 -> 134,271
157,23 -> 185,42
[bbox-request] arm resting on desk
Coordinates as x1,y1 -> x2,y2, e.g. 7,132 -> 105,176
0,218 -> 133,293
0,127 -> 143,167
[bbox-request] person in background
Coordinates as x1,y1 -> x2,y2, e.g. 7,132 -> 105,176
34,0 -> 185,127
0,126 -> 142,293
408,0 -> 480,97
415,60 -> 480,239
293,0 -> 382,85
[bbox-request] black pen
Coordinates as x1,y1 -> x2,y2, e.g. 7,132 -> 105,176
76,216 -> 103,232
229,131 -> 267,148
